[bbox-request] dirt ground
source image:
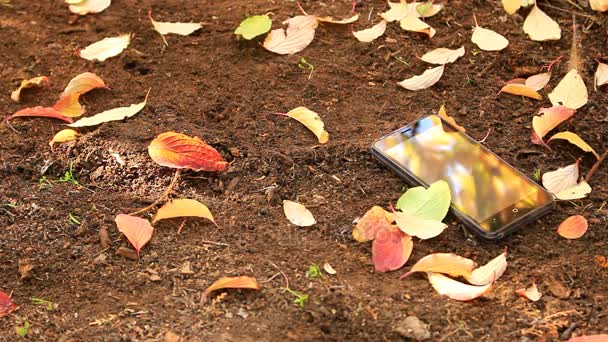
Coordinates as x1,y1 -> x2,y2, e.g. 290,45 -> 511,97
1,0 -> 607,341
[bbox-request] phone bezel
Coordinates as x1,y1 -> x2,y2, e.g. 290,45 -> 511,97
371,115 -> 555,241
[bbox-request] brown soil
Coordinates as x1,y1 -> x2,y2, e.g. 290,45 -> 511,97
1,0 -> 607,341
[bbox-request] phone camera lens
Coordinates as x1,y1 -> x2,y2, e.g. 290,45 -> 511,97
512,208 -> 519,213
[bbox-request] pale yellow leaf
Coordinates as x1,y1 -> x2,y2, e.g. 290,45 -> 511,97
501,0 -> 535,14
516,281 -> 542,301
465,249 -> 508,286
152,199 -> 215,225
263,15 -> 318,55
149,12 -> 201,46
416,1 -> 443,18
52,93 -> 85,117
438,105 -> 465,132
283,200 -> 316,227
323,263 -> 336,275
381,1 -> 412,22
317,14 -> 359,24
471,26 -> 509,51
397,65 -> 444,91
400,16 -> 435,38
11,76 -> 49,102
548,131 -> 600,159
394,211 -> 447,239
542,161 -> 579,195
80,34 -> 131,62
590,0 -> 608,12
60,72 -> 107,98
65,0 -> 84,4
420,46 -> 465,65
594,62 -> 608,89
49,129 -> 79,149
525,72 -> 551,91
353,20 -> 387,43
555,180 -> 591,201
499,83 -> 542,100
68,0 -> 110,15
523,5 -> 561,41
68,91 -> 148,127
286,106 -> 329,144
427,272 -> 493,301
548,69 -> 588,110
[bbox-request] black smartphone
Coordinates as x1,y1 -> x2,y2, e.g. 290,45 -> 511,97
371,115 -> 555,241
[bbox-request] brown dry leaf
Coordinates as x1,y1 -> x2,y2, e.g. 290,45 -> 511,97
427,272 -> 493,301
11,76 -> 49,102
202,276 -> 261,302
437,105 -> 465,132
594,255 -> 608,268
352,206 -> 395,242
283,200 -> 316,227
68,0 -> 110,15
400,16 -> 435,38
149,11 -> 202,46
516,280 -> 542,301
400,253 -> 477,279
263,15 -> 318,55
548,132 -> 600,159
114,214 -> 154,257
152,199 -> 216,225
286,106 -> 329,144
499,83 -> 542,100
18,259 -> 33,280
548,69 -> 588,110
471,26 -> 509,51
523,5 -> 561,41
80,34 -> 131,62
49,129 -> 79,150
465,249 -> 508,286
420,46 -> 465,65
398,65 -> 444,91
99,226 -> 111,249
353,20 -> 387,43
542,161 -> 579,195
557,215 -> 588,239
594,62 -> 608,89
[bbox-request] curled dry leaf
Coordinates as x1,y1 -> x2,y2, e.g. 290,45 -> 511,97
398,65 -> 444,91
400,253 -> 477,279
283,200 -> 316,227
420,46 -> 465,65
525,72 -> 551,91
548,69 -> 588,110
68,91 -> 148,127
372,227 -> 413,272
523,5 -> 561,41
438,105 -> 465,132
353,20 -> 387,43
202,276 -> 261,302
49,129 -> 79,150
427,272 -> 492,301
234,15 -> 272,40
594,62 -> 608,89
317,14 -> 359,24
590,0 -> 608,11
465,249 -> 508,286
114,214 -> 154,257
531,106 -> 575,144
548,132 -> 600,159
0,290 -> 16,318
516,280 -> 542,301
557,215 -> 588,239
152,199 -> 216,225
394,212 -> 447,240
400,16 -> 435,38
52,93 -> 85,117
80,34 -> 131,62
148,131 -> 228,172
11,76 -> 49,102
3,107 -> 73,124
149,11 -> 202,46
263,15 -> 318,55
352,206 -> 394,242
499,83 -> 542,100
542,161 -> 579,195
285,107 -> 329,144
555,180 -> 591,201
60,72 -> 108,98
323,262 -> 337,275
68,0 -> 111,15
472,26 -> 509,51
396,180 -> 451,221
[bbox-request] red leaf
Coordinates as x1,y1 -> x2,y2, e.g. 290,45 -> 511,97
557,215 -> 588,239
202,276 -> 261,302
3,106 -> 73,124
372,226 -> 413,272
114,214 -> 154,257
148,131 -> 228,172
0,290 -> 16,318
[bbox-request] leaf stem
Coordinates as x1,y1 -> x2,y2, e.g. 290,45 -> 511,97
129,169 -> 181,216
585,147 -> 608,182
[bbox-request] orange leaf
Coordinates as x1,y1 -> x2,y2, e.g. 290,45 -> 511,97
148,131 -> 228,172
52,93 -> 85,117
152,199 -> 216,225
438,105 -> 465,132
516,280 -> 542,301
372,226 -> 413,272
531,105 -> 575,144
263,15 -> 318,55
557,215 -> 588,239
0,290 -> 16,318
203,276 -> 261,301
60,72 -> 108,98
3,106 -> 73,124
427,272 -> 492,301
114,214 -> 154,257
352,206 -> 394,242
400,253 -> 477,279
499,83 -> 542,100
465,248 -> 508,286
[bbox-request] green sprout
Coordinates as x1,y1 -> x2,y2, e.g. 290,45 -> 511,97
306,264 -> 321,279
466,76 -> 477,86
533,169 -> 541,181
285,288 -> 309,307
297,58 -> 315,79
15,321 -> 30,337
38,175 -> 53,190
394,56 -> 409,66
68,212 -> 81,225
31,297 -> 54,311
56,162 -> 79,186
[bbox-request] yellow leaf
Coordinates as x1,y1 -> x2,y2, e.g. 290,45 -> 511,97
317,14 -> 359,24
80,34 -> 131,62
523,5 -> 561,41
437,105 -> 465,132
416,1 -> 443,18
263,15 -> 318,55
590,0 -> 608,12
353,20 -> 387,43
283,200 -> 316,227
555,180 -> 591,201
49,129 -> 79,149
68,0 -> 110,15
548,131 -> 600,159
152,199 -> 216,225
471,26 -> 509,51
595,62 -> 608,89
69,90 -> 148,127
548,69 -> 588,110
52,93 -> 85,117
286,107 -> 329,144
202,276 -> 261,301
420,46 -> 465,65
398,65 -> 444,90
381,1 -> 411,22
149,11 -> 202,46
501,0 -> 535,14
400,16 -> 435,38
11,76 -> 49,102
500,83 -> 542,100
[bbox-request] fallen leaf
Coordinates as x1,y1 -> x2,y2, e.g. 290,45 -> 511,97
317,14 -> 359,24
590,0 -> 608,11
499,83 -> 542,100
465,249 -> 508,285
285,106 -> 329,144
523,5 -> 561,41
60,72 -> 108,98
115,246 -> 138,260
501,0 -> 528,14
49,129 -> 79,150
11,76 -> 49,102
372,226 -> 413,272
3,106 -> 73,124
397,65 -> 444,90
234,15 -> 272,40
525,72 -> 551,91
0,291 -> 16,318
152,199 -> 216,225
203,276 -> 261,301
569,335 -> 608,342
427,272 -> 492,301
323,262 -> 336,275
548,132 -> 599,159
263,15 -> 318,55
438,104 -> 465,132
353,20 -> 387,43
516,280 -> 542,301
381,1 -> 412,22
68,0 -> 110,15
396,180 -> 451,221
542,161 -> 579,195
283,200 -> 316,227
554,180 -> 592,201
531,105 -> 575,144
114,214 -> 154,257
80,34 -> 131,62
548,69 -> 588,110
420,46 -> 465,65
99,226 -> 111,249
18,259 -> 33,280
394,212 -> 448,239
594,62 -> 608,89
594,255 -> 608,268
557,215 -> 588,239
416,1 -> 443,17
68,91 -> 148,127
400,253 -> 477,279
400,16 -> 435,38
472,26 -> 509,51
149,11 -> 201,45
52,93 -> 85,117
352,206 -> 395,242
148,131 -> 228,172
545,276 -> 571,299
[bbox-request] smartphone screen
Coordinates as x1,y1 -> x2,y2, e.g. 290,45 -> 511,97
373,115 -> 553,234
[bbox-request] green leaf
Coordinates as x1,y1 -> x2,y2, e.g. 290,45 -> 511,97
396,180 -> 451,221
234,15 -> 272,40
15,321 -> 30,337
